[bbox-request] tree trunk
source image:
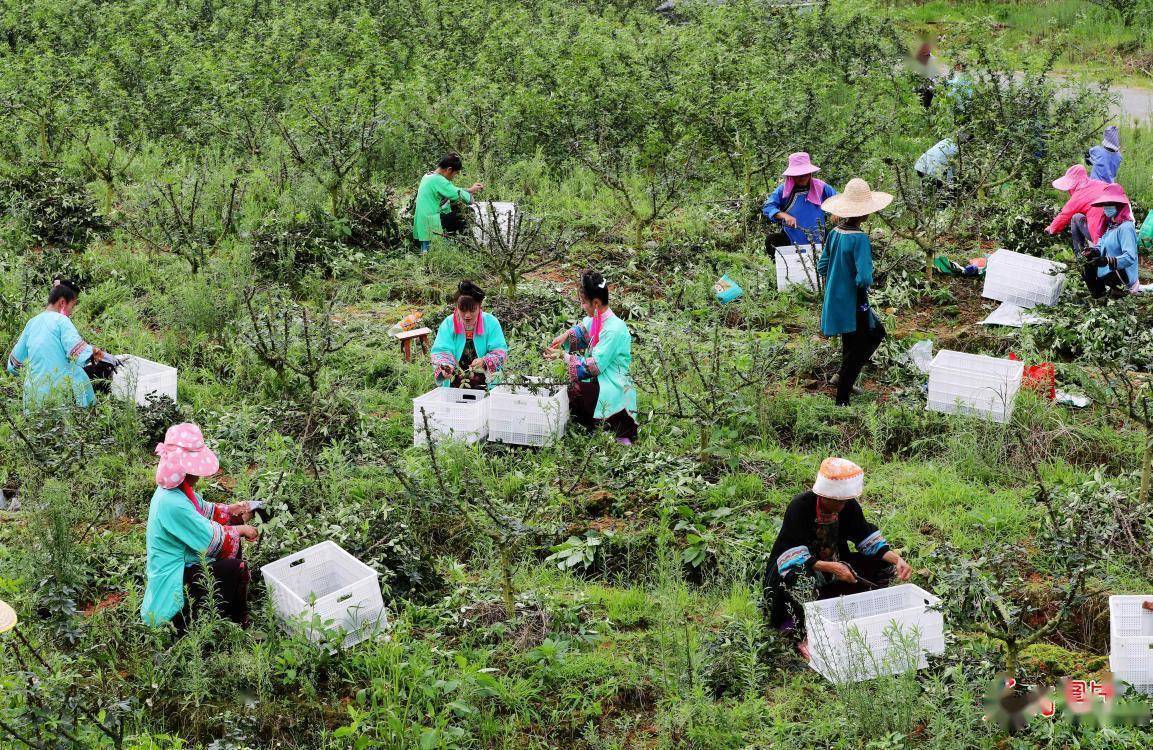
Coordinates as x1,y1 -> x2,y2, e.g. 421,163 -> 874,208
1140,431 -> 1152,507
499,545 -> 516,620
699,423 -> 711,466
925,252 -> 935,285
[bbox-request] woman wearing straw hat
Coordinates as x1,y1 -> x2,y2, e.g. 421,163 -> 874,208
763,458 -> 912,661
1083,183 -> 1139,298
141,423 -> 259,632
816,178 -> 892,406
761,152 -> 838,255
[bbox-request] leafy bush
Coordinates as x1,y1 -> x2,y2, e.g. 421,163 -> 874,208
0,164 -> 107,250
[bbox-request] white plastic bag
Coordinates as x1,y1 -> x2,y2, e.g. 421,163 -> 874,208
905,340 -> 933,374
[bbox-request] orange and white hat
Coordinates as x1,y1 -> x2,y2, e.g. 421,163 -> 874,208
812,457 -> 864,500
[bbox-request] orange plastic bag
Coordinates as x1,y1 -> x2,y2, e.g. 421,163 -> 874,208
1009,353 -> 1055,400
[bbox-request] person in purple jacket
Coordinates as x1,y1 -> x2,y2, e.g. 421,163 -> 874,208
762,152 -> 838,258
1087,126 -> 1122,184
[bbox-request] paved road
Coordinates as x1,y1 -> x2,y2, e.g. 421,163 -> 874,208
1113,84 -> 1153,122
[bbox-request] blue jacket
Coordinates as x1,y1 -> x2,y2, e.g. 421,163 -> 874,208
1088,146 -> 1121,184
1096,220 -> 1138,285
762,181 -> 838,247
817,227 -> 874,336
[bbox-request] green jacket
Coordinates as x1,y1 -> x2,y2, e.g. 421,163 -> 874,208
413,172 -> 472,242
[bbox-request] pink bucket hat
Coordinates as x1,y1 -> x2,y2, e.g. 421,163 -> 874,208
782,152 -> 821,177
1052,164 -> 1088,192
155,423 -> 220,489
1091,182 -> 1131,208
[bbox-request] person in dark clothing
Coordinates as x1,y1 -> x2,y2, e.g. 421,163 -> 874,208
763,457 -> 912,660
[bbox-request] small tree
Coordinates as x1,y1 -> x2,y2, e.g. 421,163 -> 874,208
125,172 -> 243,273
634,324 -> 783,465
241,285 -> 351,395
1088,0 -> 1139,27
278,97 -> 388,213
453,208 -> 575,298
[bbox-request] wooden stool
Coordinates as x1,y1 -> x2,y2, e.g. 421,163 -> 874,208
395,327 -> 432,363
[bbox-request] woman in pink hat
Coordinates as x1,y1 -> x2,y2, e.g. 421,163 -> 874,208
141,423 -> 259,632
1045,164 -> 1116,254
1083,183 -> 1139,298
761,152 -> 838,254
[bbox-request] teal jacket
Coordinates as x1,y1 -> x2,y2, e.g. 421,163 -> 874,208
565,311 -> 637,419
430,311 -> 508,387
141,485 -> 239,625
6,310 -> 95,408
817,227 -> 874,336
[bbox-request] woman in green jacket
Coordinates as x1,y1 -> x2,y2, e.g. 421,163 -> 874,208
545,271 -> 638,444
816,179 -> 892,407
413,153 -> 483,252
430,280 -> 508,389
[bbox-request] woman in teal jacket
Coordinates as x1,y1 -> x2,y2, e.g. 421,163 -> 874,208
545,271 -> 638,444
430,280 -> 508,389
7,279 -> 109,409
816,179 -> 893,407
141,423 -> 259,632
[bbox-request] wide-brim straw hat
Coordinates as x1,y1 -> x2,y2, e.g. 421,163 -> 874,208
0,598 -> 17,634
821,178 -> 893,218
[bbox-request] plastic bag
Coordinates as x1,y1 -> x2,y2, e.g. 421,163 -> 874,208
905,340 -> 934,374
1009,352 -> 1055,400
714,274 -> 744,303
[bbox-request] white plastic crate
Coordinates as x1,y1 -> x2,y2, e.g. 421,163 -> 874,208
775,244 -> 820,291
261,540 -> 388,649
805,584 -> 945,684
1108,595 -> 1153,694
111,356 -> 178,406
982,249 -> 1066,308
488,378 -> 569,447
413,387 -> 489,445
927,350 -> 1023,423
471,201 -> 519,245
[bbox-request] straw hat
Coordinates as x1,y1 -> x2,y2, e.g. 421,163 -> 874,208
821,178 -> 893,218
812,457 -> 865,500
0,598 -> 17,634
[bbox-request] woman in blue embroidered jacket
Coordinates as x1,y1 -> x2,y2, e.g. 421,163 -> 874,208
761,152 -> 838,254
764,458 -> 911,661
6,279 -> 109,409
430,280 -> 508,389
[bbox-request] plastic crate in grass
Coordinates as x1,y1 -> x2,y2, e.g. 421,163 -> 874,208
805,584 -> 945,684
774,244 -> 820,291
982,249 -> 1066,309
1109,595 -> 1153,695
111,356 -> 178,406
927,350 -> 1023,423
488,377 -> 568,447
413,387 -> 489,445
261,541 -> 388,649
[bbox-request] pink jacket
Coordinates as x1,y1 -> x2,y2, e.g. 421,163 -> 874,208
1047,177 -> 1110,242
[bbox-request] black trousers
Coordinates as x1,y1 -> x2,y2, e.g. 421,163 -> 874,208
765,230 -> 790,260
1082,264 -> 1129,299
569,379 -> 638,441
171,557 -> 250,634
837,310 -> 885,405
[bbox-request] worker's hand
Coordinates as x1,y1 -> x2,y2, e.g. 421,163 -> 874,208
236,525 -> 260,542
779,213 -> 798,229
542,346 -> 562,361
469,359 -> 486,373
92,347 -> 105,362
1082,246 -> 1101,260
818,561 -> 857,583
893,556 -> 912,581
227,502 -> 254,523
1090,256 -> 1109,268
550,331 -> 570,349
468,183 -> 484,195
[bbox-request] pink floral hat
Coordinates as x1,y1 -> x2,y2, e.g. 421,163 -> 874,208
782,152 -> 821,177
155,423 -> 220,489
